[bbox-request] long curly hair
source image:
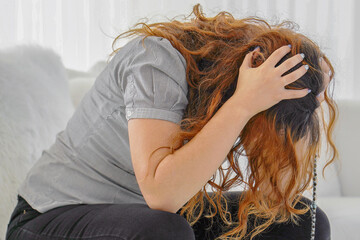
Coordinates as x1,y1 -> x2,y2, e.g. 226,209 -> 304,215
110,4 -> 338,240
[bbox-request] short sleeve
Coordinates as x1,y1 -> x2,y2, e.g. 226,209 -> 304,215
122,36 -> 189,125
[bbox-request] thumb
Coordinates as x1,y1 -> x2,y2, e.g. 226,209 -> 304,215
241,47 -> 259,70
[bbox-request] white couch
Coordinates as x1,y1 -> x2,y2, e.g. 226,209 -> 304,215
0,45 -> 359,240
308,99 -> 360,240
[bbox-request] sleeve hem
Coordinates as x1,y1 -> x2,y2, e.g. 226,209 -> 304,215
125,107 -> 183,125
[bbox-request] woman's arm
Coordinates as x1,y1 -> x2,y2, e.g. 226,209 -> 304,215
130,95 -> 253,213
129,45 -> 310,213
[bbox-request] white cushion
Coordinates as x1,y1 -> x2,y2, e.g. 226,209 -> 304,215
0,45 -> 74,239
305,100 -> 360,197
317,197 -> 360,240
304,125 -> 342,198
333,100 -> 360,196
69,77 -> 96,108
67,61 -> 106,108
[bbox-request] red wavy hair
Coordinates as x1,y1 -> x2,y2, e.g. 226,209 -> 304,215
110,4 -> 338,240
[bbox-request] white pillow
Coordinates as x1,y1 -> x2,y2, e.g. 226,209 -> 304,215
69,77 -> 96,108
66,60 -> 107,108
332,100 -> 360,196
0,44 -> 74,239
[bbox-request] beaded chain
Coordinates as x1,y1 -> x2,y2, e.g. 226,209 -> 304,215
310,154 -> 318,240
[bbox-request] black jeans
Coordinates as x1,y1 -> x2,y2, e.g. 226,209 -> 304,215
6,192 -> 331,240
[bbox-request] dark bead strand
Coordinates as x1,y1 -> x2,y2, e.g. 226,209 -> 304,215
310,154 -> 318,240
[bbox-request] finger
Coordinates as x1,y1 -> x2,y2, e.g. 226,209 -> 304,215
264,45 -> 292,68
316,91 -> 325,103
282,88 -> 311,100
253,46 -> 261,53
240,47 -> 260,70
276,53 -> 305,75
319,59 -> 331,93
319,57 -> 330,71
281,64 -> 309,86
240,51 -> 255,70
320,57 -> 332,77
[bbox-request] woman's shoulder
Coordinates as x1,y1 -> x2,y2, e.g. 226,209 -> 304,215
108,35 -> 188,92
112,35 -> 186,69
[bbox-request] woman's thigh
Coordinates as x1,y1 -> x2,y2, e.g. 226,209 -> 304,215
7,196 -> 195,240
188,191 -> 331,240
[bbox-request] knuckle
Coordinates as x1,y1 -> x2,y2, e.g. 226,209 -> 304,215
292,69 -> 302,79
298,90 -> 307,97
274,91 -> 283,101
298,92 -> 306,98
261,68 -> 271,78
295,66 -> 307,78
273,67 -> 282,76
284,64 -> 305,81
284,60 -> 294,70
293,56 -> 302,65
300,65 -> 307,74
284,73 -> 299,84
291,56 -> 302,66
259,66 -> 267,73
273,71 -> 282,81
278,94 -> 285,102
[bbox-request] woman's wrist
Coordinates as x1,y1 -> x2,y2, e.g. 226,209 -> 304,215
227,94 -> 256,120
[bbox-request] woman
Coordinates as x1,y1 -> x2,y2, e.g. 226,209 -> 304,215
6,4 -> 337,240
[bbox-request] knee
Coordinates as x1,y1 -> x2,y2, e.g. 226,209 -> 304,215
140,208 -> 195,240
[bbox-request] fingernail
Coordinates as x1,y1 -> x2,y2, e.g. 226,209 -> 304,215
316,93 -> 321,97
328,70 -> 332,77
288,44 -> 292,48
253,46 -> 260,51
319,57 -> 323,63
308,89 -> 312,93
304,64 -> 309,70
300,53 -> 305,58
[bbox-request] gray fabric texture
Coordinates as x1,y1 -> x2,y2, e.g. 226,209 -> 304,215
18,36 -> 189,213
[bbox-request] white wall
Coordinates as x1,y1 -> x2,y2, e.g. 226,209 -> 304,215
0,0 -> 357,100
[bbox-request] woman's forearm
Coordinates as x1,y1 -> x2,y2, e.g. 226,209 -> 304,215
147,95 -> 253,213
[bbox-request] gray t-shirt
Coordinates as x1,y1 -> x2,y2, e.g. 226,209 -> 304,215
18,36 -> 189,213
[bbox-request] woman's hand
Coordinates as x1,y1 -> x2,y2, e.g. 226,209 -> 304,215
232,45 -> 310,117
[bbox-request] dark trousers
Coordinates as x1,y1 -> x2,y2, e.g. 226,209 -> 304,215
6,192 -> 331,240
